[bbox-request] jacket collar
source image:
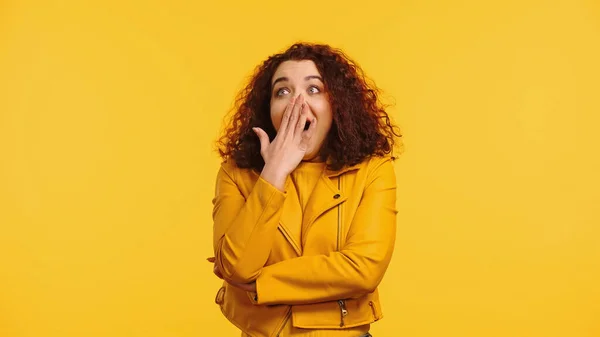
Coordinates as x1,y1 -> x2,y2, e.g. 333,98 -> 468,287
250,158 -> 363,178
324,162 -> 362,177
275,161 -> 363,255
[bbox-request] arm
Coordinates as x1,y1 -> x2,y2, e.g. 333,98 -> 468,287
253,157 -> 398,305
213,95 -> 317,284
212,162 -> 287,283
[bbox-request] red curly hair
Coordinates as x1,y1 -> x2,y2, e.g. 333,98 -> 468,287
216,42 -> 402,172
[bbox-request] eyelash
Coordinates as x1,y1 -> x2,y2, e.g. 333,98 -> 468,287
275,85 -> 321,97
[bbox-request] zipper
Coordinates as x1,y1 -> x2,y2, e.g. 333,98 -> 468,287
369,300 -> 379,320
336,176 -> 348,328
336,176 -> 341,251
337,299 -> 348,327
275,308 -> 292,337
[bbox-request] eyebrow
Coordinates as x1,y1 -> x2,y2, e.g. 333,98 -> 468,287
271,75 -> 324,87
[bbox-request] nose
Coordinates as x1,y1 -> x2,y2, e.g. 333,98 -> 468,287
292,94 -> 313,118
301,99 -> 316,120
291,94 -> 307,109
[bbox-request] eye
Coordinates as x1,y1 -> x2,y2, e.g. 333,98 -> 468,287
276,88 -> 290,96
308,86 -> 321,94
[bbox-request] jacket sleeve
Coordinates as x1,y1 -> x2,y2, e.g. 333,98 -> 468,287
212,161 -> 287,283
253,157 -> 398,305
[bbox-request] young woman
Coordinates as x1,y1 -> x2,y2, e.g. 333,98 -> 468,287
209,43 -> 402,337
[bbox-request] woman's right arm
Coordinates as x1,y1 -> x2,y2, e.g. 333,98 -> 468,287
213,94 -> 316,284
212,163 -> 287,284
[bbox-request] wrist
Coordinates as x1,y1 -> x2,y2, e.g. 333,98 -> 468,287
260,164 -> 289,191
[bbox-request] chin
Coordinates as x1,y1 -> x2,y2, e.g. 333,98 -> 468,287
302,140 -> 325,161
302,149 -> 324,162
302,149 -> 318,161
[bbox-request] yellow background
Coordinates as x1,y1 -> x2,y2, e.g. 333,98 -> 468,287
1,0 -> 599,336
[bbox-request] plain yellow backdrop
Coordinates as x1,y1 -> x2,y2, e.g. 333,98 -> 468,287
1,0 -> 599,336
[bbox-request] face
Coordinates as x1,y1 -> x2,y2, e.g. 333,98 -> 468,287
270,60 -> 333,162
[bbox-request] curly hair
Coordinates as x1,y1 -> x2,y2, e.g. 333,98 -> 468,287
216,42 -> 402,172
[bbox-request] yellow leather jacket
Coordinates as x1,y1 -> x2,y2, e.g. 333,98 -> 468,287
212,155 -> 397,337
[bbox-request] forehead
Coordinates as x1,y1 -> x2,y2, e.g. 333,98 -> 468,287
272,60 -> 321,82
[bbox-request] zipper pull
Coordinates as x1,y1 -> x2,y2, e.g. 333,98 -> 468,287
337,300 -> 348,327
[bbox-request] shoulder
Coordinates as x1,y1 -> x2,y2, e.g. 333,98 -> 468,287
219,158 -> 238,176
361,155 -> 397,184
360,154 -> 396,173
218,158 -> 259,183
366,154 -> 394,167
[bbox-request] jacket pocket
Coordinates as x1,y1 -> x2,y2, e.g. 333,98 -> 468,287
291,293 -> 379,329
217,284 -> 290,337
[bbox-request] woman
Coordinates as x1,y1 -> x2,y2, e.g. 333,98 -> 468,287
209,43 -> 402,337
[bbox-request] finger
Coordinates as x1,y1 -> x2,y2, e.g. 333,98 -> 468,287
294,102 -> 308,138
252,127 -> 269,154
285,95 -> 304,141
277,95 -> 298,137
213,264 -> 223,279
299,118 -> 317,149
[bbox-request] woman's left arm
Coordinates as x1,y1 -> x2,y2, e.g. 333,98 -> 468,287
251,157 -> 398,305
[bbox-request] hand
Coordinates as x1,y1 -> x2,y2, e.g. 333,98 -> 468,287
207,257 -> 257,292
228,280 -> 257,293
253,95 -> 317,191
207,257 -> 224,279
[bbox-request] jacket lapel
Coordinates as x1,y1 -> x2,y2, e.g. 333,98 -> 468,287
277,178 -> 303,256
271,162 -> 362,254
300,163 -> 361,247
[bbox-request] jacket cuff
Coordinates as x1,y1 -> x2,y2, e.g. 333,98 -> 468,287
254,175 -> 287,208
246,290 -> 259,304
253,271 -> 278,305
